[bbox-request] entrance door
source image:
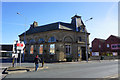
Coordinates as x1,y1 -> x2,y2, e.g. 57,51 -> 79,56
81,47 -> 86,60
65,45 -> 71,55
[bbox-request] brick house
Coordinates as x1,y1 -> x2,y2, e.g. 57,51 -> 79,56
92,38 -> 105,55
105,35 -> 120,54
92,35 -> 120,56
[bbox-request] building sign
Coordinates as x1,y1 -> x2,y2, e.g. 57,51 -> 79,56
30,45 -> 34,54
39,44 -> 43,54
92,52 -> 99,56
112,52 -> 118,56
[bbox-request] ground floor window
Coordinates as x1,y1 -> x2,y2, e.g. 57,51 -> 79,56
65,45 -> 71,55
30,45 -> 34,54
49,44 -> 55,54
39,44 -> 43,54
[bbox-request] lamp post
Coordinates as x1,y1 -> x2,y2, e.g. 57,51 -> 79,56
17,12 -> 27,62
85,17 -> 93,62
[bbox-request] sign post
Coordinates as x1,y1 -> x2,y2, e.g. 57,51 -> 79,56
12,53 -> 18,67
13,40 -> 25,67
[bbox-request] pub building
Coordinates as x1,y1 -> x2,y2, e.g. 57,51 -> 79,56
19,15 -> 90,62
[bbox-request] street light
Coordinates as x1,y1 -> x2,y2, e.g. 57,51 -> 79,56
85,17 -> 93,62
17,12 -> 27,63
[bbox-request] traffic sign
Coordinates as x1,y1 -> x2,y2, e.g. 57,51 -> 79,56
12,54 -> 18,58
16,41 -> 25,50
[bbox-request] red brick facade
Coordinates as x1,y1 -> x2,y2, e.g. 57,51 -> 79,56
92,38 -> 105,55
105,35 -> 120,53
92,35 -> 120,56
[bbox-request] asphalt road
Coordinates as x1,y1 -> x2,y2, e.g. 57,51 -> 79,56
3,60 -> 118,78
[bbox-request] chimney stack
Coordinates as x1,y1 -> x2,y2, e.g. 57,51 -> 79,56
33,21 -> 38,27
30,21 -> 38,28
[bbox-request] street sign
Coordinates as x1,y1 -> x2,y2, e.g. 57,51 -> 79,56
13,40 -> 25,52
16,41 -> 25,50
13,40 -> 25,67
12,54 -> 18,58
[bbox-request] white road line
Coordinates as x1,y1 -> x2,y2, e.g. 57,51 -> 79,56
104,74 -> 118,78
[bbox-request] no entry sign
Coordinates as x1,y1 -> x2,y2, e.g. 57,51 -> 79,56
16,41 -> 25,50
17,43 -> 23,47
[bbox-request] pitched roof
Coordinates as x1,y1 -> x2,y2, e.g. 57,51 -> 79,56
94,38 -> 105,43
110,35 -> 120,39
106,35 -> 120,41
19,22 -> 76,36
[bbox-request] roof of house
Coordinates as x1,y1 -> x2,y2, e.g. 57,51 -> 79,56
94,38 -> 105,43
19,22 -> 77,36
106,35 -> 120,41
110,35 -> 120,39
93,35 -> 120,43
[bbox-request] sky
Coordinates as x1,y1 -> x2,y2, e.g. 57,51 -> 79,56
1,1 -> 118,47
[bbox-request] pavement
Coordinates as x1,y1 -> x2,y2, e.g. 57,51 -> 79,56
1,59 -> 119,79
3,66 -> 48,74
1,62 -> 48,80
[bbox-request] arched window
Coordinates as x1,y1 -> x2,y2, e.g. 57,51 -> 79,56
39,44 -> 43,54
38,38 -> 45,43
29,39 -> 35,43
30,45 -> 34,54
49,44 -> 55,54
48,37 -> 56,43
64,36 -> 73,42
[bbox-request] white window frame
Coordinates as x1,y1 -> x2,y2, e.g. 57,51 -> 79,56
49,44 -> 55,54
107,44 -> 109,48
65,45 -> 71,55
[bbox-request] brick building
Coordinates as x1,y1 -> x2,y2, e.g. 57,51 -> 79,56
92,38 -> 105,54
105,35 -> 120,54
19,15 -> 90,62
92,35 -> 120,56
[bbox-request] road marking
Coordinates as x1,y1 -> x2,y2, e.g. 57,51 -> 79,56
104,74 -> 118,78
46,67 -> 48,69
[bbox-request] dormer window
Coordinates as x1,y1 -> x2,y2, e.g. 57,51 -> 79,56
78,27 -> 81,32
83,28 -> 85,32
78,37 -> 82,41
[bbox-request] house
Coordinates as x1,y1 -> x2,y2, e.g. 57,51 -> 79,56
92,35 -> 120,58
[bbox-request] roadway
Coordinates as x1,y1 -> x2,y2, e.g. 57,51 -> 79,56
2,60 -> 118,79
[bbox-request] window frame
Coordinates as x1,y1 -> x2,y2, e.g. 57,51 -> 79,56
39,44 -> 43,54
